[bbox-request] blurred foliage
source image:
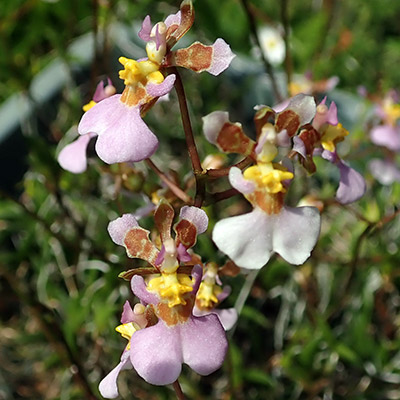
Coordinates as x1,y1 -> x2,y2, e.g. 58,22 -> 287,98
1,0 -> 400,399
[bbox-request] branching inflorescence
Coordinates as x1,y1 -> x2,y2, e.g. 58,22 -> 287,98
56,1 -> 367,398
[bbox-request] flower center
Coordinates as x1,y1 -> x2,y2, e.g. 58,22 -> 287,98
147,272 -> 194,308
119,57 -> 164,87
320,123 -> 349,152
244,163 -> 293,194
196,262 -> 221,309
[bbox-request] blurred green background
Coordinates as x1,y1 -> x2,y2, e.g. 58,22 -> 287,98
1,0 -> 400,399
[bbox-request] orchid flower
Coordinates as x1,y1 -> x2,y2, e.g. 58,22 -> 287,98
78,0 -> 235,166
204,94 -> 321,269
99,202 -> 227,395
57,78 -> 116,173
293,97 -> 366,204
370,91 -> 400,151
193,262 -> 238,331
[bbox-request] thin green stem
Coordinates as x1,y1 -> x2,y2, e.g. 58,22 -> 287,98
229,269 -> 259,337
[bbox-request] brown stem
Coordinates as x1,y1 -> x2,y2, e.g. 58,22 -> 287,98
145,158 -> 193,204
172,379 -> 186,400
205,188 -> 240,206
280,0 -> 293,91
240,0 -> 283,103
206,156 -> 254,179
171,68 -> 202,174
170,67 -> 205,207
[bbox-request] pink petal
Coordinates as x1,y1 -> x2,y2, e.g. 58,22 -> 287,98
108,214 -> 138,246
138,15 -> 152,42
212,208 -> 274,269
79,95 -> 159,163
131,275 -> 160,305
57,134 -> 94,174
121,300 -> 134,324
273,206 -> 320,265
207,38 -> 236,76
228,167 -> 255,194
336,161 -> 366,204
146,74 -> 176,98
164,10 -> 181,28
202,111 -> 230,144
369,159 -> 400,185
99,351 -> 131,399
92,79 -> 115,102
213,308 -> 238,331
370,125 -> 400,151
181,314 -> 227,375
179,206 -> 209,234
130,321 -> 182,385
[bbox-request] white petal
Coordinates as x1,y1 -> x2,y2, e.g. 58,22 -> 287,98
273,206 -> 320,265
213,208 -> 274,269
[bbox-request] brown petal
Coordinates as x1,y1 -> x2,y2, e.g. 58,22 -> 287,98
166,0 -> 194,49
124,227 -> 160,266
275,109 -> 301,137
216,122 -> 256,155
154,201 -> 175,243
174,219 -> 197,249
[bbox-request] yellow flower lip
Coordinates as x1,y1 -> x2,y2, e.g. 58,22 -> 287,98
321,123 -> 349,152
82,100 -> 97,112
243,163 -> 294,194
118,56 -> 164,87
115,322 -> 137,341
147,271 -> 194,308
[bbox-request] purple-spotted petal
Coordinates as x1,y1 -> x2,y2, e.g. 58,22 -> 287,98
228,167 -> 256,194
146,74 -> 176,98
206,38 -> 236,76
179,206 -> 209,234
58,133 -> 94,174
370,125 -> 400,151
138,15 -> 152,42
99,351 -> 131,399
202,111 -> 229,144
212,208 -> 274,269
336,161 -> 366,204
108,214 -> 138,246
181,313 -> 227,375
273,206 -> 320,265
369,159 -> 400,185
130,321 -> 182,385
